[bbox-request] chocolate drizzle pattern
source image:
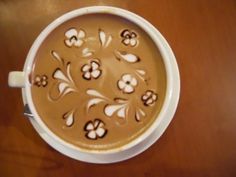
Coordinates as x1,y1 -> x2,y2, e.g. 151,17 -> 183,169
33,28 -> 159,140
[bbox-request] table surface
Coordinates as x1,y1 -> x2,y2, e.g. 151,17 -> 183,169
1,0 -> 236,177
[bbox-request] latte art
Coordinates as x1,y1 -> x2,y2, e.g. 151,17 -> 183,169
30,14 -> 166,150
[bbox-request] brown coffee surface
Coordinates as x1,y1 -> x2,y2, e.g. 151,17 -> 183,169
30,14 -> 166,151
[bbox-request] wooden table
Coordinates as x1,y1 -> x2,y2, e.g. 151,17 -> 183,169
1,1 -> 236,176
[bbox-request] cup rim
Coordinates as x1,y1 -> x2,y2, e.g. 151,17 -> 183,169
23,6 -> 180,154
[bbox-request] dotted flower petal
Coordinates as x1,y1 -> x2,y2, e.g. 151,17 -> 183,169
87,130 -> 97,140
118,80 -> 126,89
78,29 -> 85,38
91,70 -> 101,78
82,64 -> 90,72
130,38 -> 137,46
65,28 -> 78,38
122,74 -> 132,82
130,77 -> 138,86
124,85 -> 134,93
74,39 -> 83,47
83,72 -> 91,80
91,61 -> 99,70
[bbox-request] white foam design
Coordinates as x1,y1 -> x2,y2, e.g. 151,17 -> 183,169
58,82 -> 68,93
117,106 -> 126,118
117,74 -> 138,94
86,89 -> 107,99
82,48 -> 93,57
136,69 -> 146,75
66,63 -> 74,84
99,29 -> 106,46
63,111 -> 74,127
115,51 -> 139,63
48,27 -> 156,131
54,69 -> 70,83
49,53 -> 77,101
88,131 -> 96,139
96,128 -> 106,137
99,29 -> 112,48
105,36 -> 112,48
114,98 -> 127,104
104,104 -> 123,117
135,108 -> 146,122
87,98 -> 104,110
52,63 -> 76,97
51,50 -> 62,62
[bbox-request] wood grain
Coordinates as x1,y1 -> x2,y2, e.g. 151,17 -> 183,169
1,0 -> 236,176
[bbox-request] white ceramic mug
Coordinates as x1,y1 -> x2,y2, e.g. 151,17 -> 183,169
8,6 -> 180,163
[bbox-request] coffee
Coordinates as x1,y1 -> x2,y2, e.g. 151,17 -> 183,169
30,13 -> 166,151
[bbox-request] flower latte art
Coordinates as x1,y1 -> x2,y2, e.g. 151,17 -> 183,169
31,14 -> 166,150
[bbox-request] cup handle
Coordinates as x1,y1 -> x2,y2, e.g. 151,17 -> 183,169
8,71 -> 25,88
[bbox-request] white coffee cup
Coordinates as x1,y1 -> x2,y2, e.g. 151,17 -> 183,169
8,6 -> 180,163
